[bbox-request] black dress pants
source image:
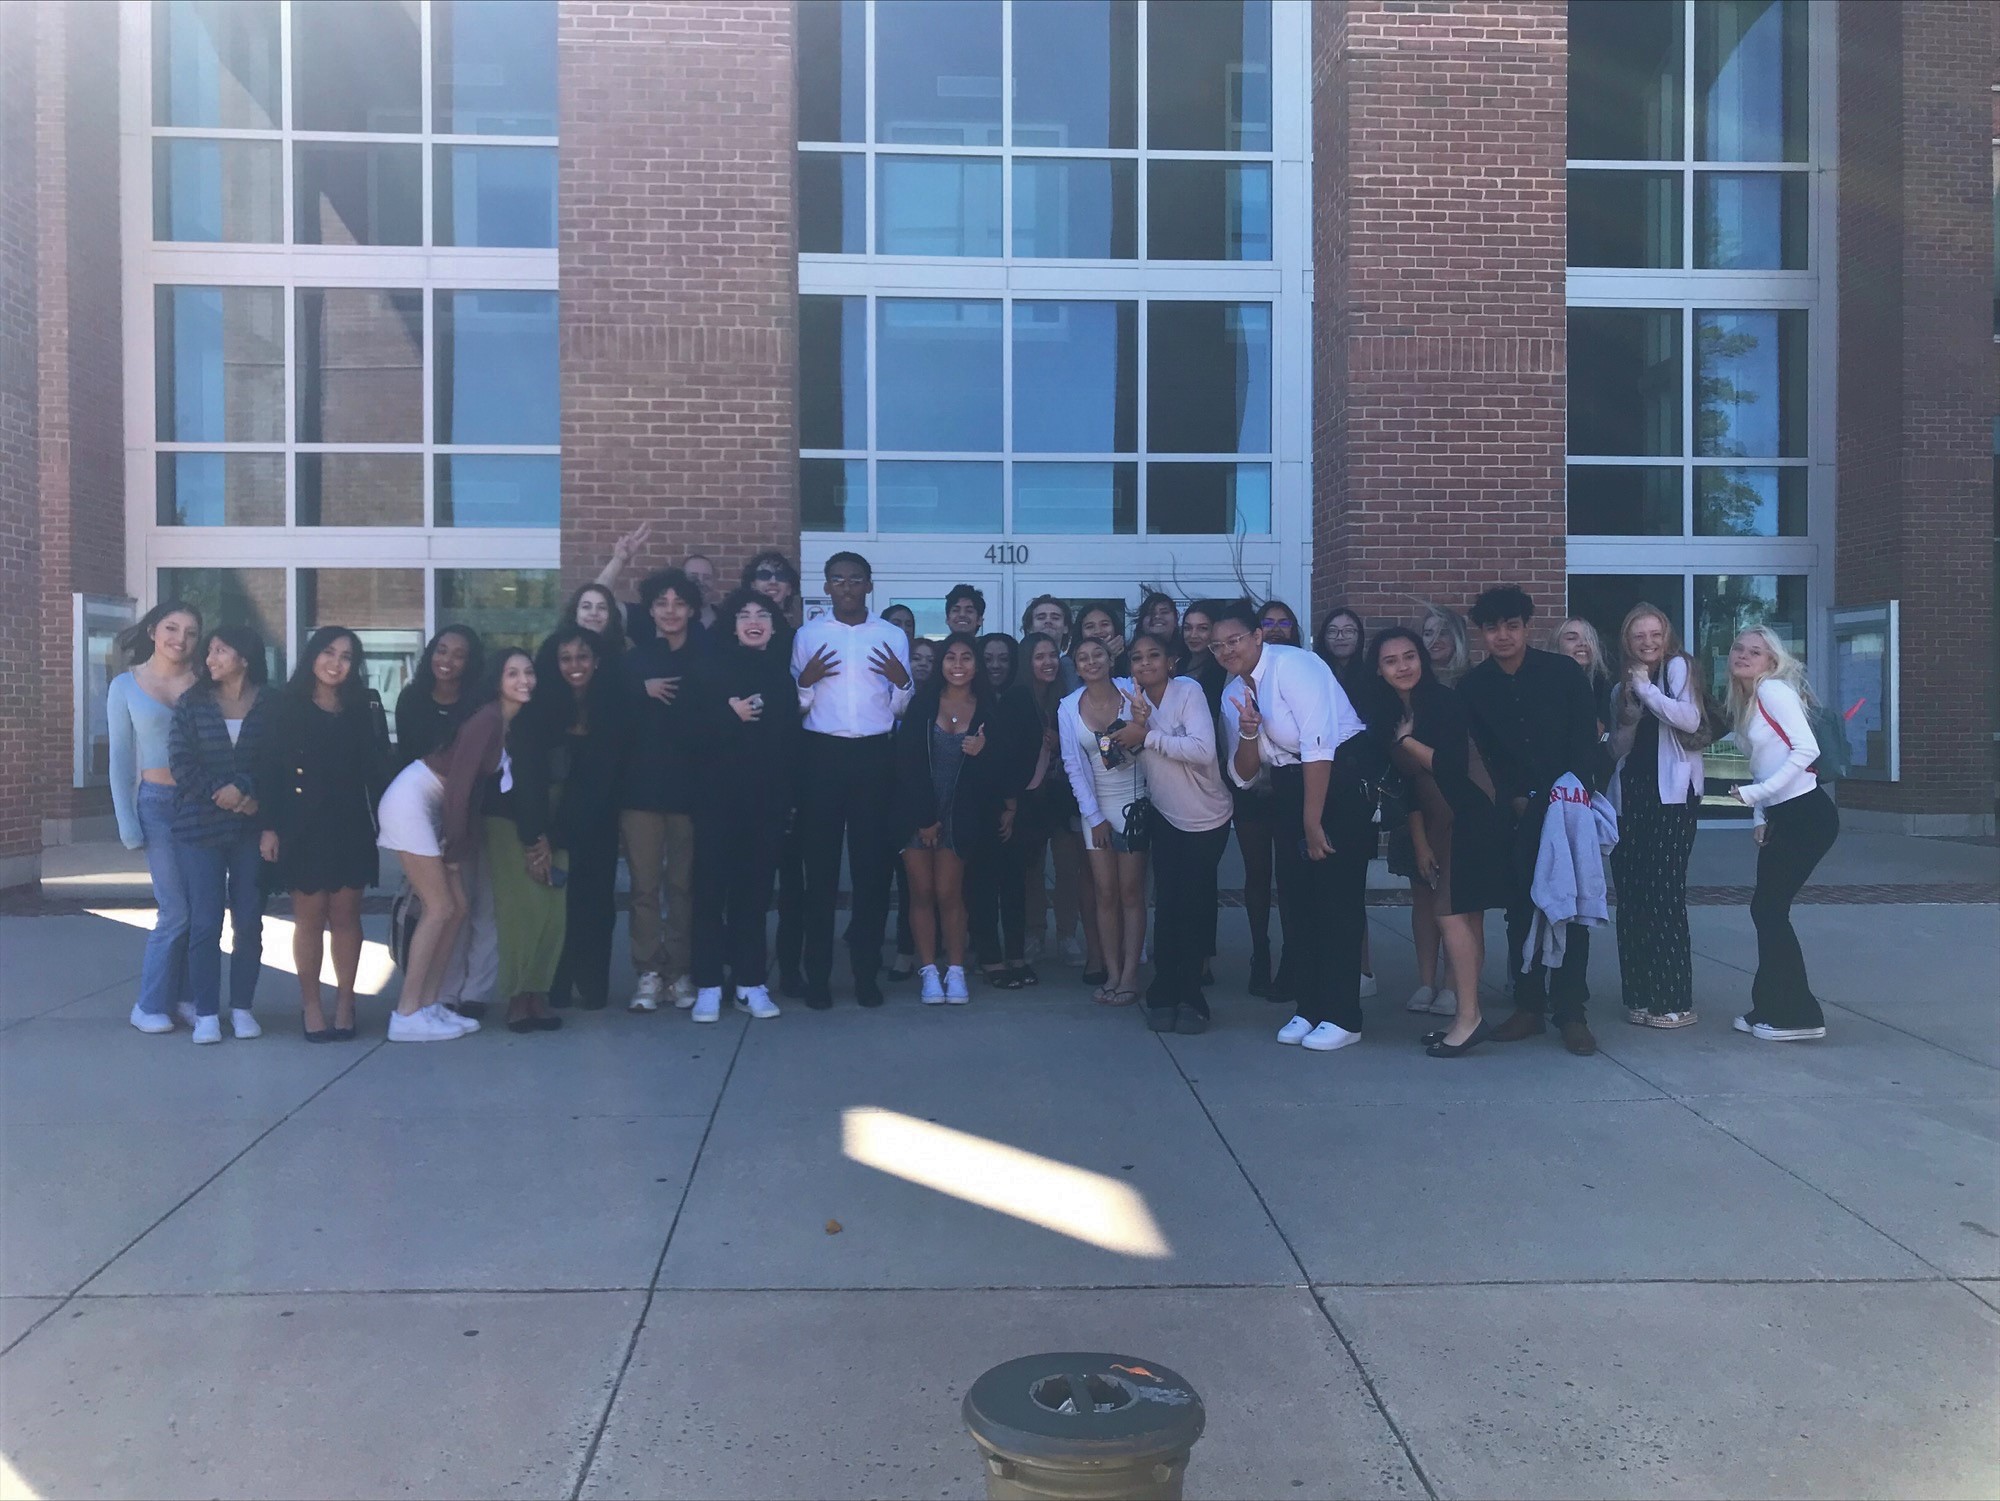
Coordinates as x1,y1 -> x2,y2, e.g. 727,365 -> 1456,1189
774,825 -> 805,977
1269,764 -> 1369,1033
797,732 -> 897,986
691,793 -> 786,988
551,826 -> 619,1007
1149,819 -> 1229,1007
967,832 -> 1028,967
1750,786 -> 1838,1030
1502,794 -> 1592,1024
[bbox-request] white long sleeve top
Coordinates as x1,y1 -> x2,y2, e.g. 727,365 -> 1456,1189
1607,653 -> 1706,810
1217,642 -> 1364,789
789,612 -> 912,737
1137,676 -> 1234,833
1058,679 -> 1137,830
1736,678 -> 1819,825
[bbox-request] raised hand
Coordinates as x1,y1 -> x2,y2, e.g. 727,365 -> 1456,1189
868,643 -> 911,688
962,724 -> 987,757
1233,689 -> 1262,740
797,643 -> 839,689
611,521 -> 653,566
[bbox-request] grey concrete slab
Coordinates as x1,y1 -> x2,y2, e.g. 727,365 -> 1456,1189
580,1287 -> 1420,1501
1212,1098 -> 1928,1285
0,915 -> 148,1023
658,1090 -> 1298,1290
1685,826 -> 1999,887
2,1120 -> 268,1296
1963,1281 -> 2000,1313
89,1113 -> 706,1295
0,1291 -> 643,1500
1324,1281 -> 2000,1500
0,1297 -> 61,1350
1687,1093 -> 2000,1278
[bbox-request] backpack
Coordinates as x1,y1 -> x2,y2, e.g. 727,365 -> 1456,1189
1754,693 -> 1850,782
388,883 -> 421,971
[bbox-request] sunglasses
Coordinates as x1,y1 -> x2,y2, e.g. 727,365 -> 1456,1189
753,568 -> 787,582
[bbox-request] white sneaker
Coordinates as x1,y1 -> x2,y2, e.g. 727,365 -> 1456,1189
1060,936 -> 1087,967
1404,985 -> 1435,1014
1276,1015 -> 1313,1045
734,985 -> 781,1019
1428,988 -> 1459,1017
174,1001 -> 198,1029
129,1004 -> 173,1035
1300,1021 -> 1363,1053
426,1003 -> 475,1035
671,976 -> 698,1010
228,1008 -> 262,1039
944,966 -> 970,1004
388,1006 -> 466,1042
919,965 -> 946,1004
1749,1020 -> 1824,1042
1359,972 -> 1379,999
629,973 -> 663,1012
691,986 -> 722,1023
191,1014 -> 223,1045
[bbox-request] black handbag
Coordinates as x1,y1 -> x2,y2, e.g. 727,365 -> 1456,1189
1120,796 -> 1155,849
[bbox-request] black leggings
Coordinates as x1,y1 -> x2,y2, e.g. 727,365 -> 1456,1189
551,826 -> 620,1007
967,834 -> 1028,967
1749,786 -> 1838,1030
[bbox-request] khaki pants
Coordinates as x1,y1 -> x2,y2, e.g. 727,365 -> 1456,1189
621,808 -> 694,981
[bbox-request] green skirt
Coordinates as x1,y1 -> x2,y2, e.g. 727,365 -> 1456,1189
484,816 -> 568,998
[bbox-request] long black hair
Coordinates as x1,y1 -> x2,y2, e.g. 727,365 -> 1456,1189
188,625 -> 270,695
977,631 -> 1019,694
411,624 -> 484,701
1315,606 -> 1368,687
117,599 -> 203,666
1019,630 -> 1066,723
1363,626 -> 1444,742
531,624 -> 610,733
908,631 -> 995,726
286,626 -> 370,713
563,582 -> 628,657
479,645 -> 535,712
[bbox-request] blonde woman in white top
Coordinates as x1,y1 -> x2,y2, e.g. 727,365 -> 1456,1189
1725,625 -> 1837,1040
1058,637 -> 1147,1006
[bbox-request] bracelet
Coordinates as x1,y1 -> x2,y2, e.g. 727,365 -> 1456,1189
1238,729 -> 1259,741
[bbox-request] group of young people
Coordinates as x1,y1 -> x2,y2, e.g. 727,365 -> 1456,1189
107,534 -> 1841,1053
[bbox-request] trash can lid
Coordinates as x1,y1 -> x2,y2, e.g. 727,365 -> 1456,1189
962,1353 -> 1205,1466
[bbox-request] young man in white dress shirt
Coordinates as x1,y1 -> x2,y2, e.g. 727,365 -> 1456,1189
1212,601 -> 1383,1051
789,552 -> 913,1008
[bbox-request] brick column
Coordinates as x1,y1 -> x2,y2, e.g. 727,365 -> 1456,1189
1311,0 -> 1567,633
557,1 -> 799,597
1836,0 -> 1996,829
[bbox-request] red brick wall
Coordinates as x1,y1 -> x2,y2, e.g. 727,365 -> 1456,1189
1312,0 -> 1567,640
557,0 -> 799,599
1836,0 -> 1996,818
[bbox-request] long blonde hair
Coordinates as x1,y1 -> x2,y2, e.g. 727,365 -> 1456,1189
1617,603 -> 1690,686
1726,624 -> 1816,736
1556,616 -> 1611,687
1416,602 -> 1468,684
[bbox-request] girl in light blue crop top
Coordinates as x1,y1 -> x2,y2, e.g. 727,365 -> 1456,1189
108,674 -> 179,848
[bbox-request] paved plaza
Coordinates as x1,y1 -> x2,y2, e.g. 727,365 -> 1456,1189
1,831 -> 1996,1500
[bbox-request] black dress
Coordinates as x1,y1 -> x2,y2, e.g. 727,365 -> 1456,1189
261,696 -> 391,894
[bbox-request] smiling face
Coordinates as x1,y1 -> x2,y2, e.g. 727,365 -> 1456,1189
1128,635 -> 1169,690
558,637 -> 598,694
649,587 -> 692,641
500,652 -> 536,705
909,641 -> 935,683
1556,620 -> 1594,670
313,635 -> 354,692
1376,636 -> 1424,695
431,632 -> 469,684
205,636 -> 246,685
1421,614 -> 1454,665
946,597 -> 982,635
1079,609 -> 1117,647
981,638 -> 1012,689
152,610 -> 200,667
1729,630 -> 1775,684
1028,600 -> 1068,641
574,588 -> 612,635
1073,637 -> 1112,684
1624,613 -> 1667,670
939,640 -> 977,690
750,560 -> 795,608
1209,618 -> 1260,678
1180,609 -> 1213,655
1322,612 -> 1361,662
1029,638 -> 1061,684
1142,599 -> 1177,638
734,598 -> 775,650
1260,607 -> 1298,645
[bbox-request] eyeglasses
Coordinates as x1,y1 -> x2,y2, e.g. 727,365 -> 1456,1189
1327,625 -> 1360,637
1260,618 -> 1290,630
826,574 -> 868,587
1210,631 -> 1254,652
753,568 -> 786,582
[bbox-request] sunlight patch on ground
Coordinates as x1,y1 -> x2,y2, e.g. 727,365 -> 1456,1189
85,910 -> 396,997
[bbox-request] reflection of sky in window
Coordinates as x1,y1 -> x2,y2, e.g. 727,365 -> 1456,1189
877,300 -> 1002,451
1701,0 -> 1792,160
1013,302 -> 1134,453
438,291 -> 558,445
1012,0 -> 1133,149
876,0 -> 1002,146
878,158 -> 1002,256
1698,312 -> 1781,456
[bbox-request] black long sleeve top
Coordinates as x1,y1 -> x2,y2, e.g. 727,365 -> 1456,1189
618,635 -> 705,814
693,642 -> 802,811
394,683 -> 475,767
1459,647 -> 1602,803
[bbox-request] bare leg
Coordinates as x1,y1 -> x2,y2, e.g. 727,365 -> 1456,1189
935,850 -> 968,969
1059,832 -> 1102,969
1115,850 -> 1148,993
396,854 -> 466,1016
1437,911 -> 1486,1045
290,890 -> 329,1031
327,887 -> 365,1031
1410,881 -> 1441,990
903,849 -> 939,968
1086,845 -> 1122,996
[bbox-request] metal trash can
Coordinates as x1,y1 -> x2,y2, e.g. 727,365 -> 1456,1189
962,1352 -> 1205,1500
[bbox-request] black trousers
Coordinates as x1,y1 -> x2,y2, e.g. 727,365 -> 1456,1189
967,833 -> 1028,966
1270,765 -> 1370,1032
893,859 -> 914,957
1502,794 -> 1593,1024
691,793 -> 786,988
1149,819 -> 1229,1008
774,825 -> 806,977
1610,794 -> 1698,1014
551,825 -> 619,1007
1750,786 -> 1838,1029
797,732 -> 897,985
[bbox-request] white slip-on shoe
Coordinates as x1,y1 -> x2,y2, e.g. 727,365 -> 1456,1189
1359,972 -> 1378,999
1751,1021 -> 1825,1041
691,987 -> 723,1023
734,985 -> 781,1019
228,1008 -> 262,1039
1276,1015 -> 1313,1045
671,976 -> 699,1010
191,1015 -> 223,1045
944,966 -> 970,1004
628,973 -> 663,1012
919,965 -> 946,1005
1428,987 -> 1459,1017
1404,985 -> 1435,1014
425,1003 -> 474,1035
175,1001 -> 198,1029
130,1004 -> 173,1035
1300,1020 -> 1363,1053
389,1006 -> 464,1042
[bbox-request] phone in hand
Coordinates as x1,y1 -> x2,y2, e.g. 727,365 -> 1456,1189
549,865 -> 569,888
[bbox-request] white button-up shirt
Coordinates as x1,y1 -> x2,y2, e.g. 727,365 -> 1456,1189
1219,642 -> 1364,788
790,612 -> 912,738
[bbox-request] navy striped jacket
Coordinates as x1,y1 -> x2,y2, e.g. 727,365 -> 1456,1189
169,691 -> 275,846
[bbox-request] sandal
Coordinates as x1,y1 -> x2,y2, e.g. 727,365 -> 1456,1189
1101,987 -> 1140,1008
986,967 -> 1024,990
1013,965 -> 1040,988
1091,983 -> 1117,1005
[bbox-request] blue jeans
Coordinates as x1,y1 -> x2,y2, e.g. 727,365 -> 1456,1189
178,823 -> 266,1017
135,782 -> 191,1018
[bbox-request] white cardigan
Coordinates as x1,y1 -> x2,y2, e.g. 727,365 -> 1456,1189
1057,679 -> 1140,829
1136,677 -> 1234,833
1735,678 -> 1819,825
1607,654 -> 1705,810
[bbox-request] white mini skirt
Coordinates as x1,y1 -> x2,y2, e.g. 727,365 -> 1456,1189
377,760 -> 445,858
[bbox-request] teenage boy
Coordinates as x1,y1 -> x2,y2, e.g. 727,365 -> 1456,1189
1459,585 -> 1604,1056
944,584 -> 986,637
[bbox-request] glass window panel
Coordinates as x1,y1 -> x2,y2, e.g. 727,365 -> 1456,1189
799,152 -> 865,253
800,296 -> 867,450
1012,158 -> 1136,259
435,146 -> 557,248
1695,466 -> 1806,536
1147,161 -> 1272,262
1012,0 -> 1137,149
1147,0 -> 1271,152
1992,147 -> 1999,335
876,299 -> 1002,451
297,568 -> 426,705
877,460 -> 1002,533
159,567 -> 288,676
1567,170 -> 1680,269
1695,309 -> 1806,457
156,453 -> 284,527
297,453 -> 424,526
1013,462 -> 1137,535
877,156 -> 1002,256
294,142 -> 423,247
432,0 -> 557,135
1013,301 -> 1136,453
436,568 -> 563,654
1693,572 -> 1808,699
801,457 -> 868,532
155,285 -> 285,443
1695,172 -> 1807,269
1146,303 -> 1271,454
1697,0 -> 1808,162
797,0 -> 866,143
295,287 -> 424,445
153,139 -> 282,243
1146,462 -> 1271,535
876,0 -> 1002,145
1567,308 -> 1681,457
291,0 -> 422,133
1567,464 -> 1681,536
1567,574 -> 1686,661
1567,0 -> 1682,161
152,0 -> 280,129
435,290 -> 559,446
435,455 -> 560,528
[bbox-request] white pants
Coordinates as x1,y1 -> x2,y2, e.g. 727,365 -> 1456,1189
435,842 -> 499,1006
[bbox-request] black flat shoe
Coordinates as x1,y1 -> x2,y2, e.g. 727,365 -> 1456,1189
1144,1002 -> 1177,1032
1427,1021 -> 1490,1058
1175,1003 -> 1210,1036
578,995 -> 607,1011
506,1017 -> 537,1034
1013,965 -> 1040,988
1247,950 -> 1270,997
451,1001 -> 489,1021
1080,967 -> 1109,987
302,1019 -> 333,1043
330,1022 -> 357,1041
534,1013 -> 563,1031
988,967 -> 1027,991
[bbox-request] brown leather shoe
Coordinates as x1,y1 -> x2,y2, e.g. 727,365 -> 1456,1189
1489,1010 -> 1548,1043
1560,1021 -> 1598,1056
